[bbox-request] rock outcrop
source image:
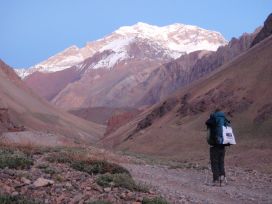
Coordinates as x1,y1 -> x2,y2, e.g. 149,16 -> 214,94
251,13 -> 272,46
135,30 -> 258,107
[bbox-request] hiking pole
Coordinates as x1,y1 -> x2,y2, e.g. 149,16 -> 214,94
205,161 -> 211,185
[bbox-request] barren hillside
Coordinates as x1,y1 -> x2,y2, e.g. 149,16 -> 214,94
0,60 -> 105,144
101,35 -> 272,173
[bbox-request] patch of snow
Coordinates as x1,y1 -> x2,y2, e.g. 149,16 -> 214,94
93,51 -> 129,69
14,68 -> 30,79
100,37 -> 134,52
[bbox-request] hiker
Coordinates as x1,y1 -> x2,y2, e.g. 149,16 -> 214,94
206,109 -> 230,186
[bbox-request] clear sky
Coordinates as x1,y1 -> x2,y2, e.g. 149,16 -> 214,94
0,0 -> 271,68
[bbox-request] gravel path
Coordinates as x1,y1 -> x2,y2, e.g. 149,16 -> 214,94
123,163 -> 272,204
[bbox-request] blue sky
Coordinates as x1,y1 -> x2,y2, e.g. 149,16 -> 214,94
0,0 -> 271,68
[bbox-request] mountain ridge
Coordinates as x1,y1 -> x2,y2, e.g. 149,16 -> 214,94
15,22 -> 227,78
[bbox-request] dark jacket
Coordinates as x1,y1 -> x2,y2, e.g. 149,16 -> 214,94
206,111 -> 230,145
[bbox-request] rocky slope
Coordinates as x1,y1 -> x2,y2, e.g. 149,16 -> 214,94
64,30 -> 257,129
0,59 -> 105,144
133,30 -> 258,107
24,67 -> 81,101
20,29 -> 257,109
22,24 -> 259,110
69,107 -> 140,125
251,13 -> 272,46
17,22 -> 227,109
100,33 -> 272,174
0,145 -> 163,204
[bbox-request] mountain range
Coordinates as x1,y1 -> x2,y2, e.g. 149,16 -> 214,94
1,14 -> 271,170
15,22 -> 227,109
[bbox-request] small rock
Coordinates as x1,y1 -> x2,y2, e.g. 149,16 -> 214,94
1,184 -> 13,193
104,187 -> 111,192
92,184 -> 103,193
65,182 -> 72,187
11,191 -> 19,196
3,168 -> 16,176
113,187 -> 119,192
71,194 -> 83,203
56,194 -> 66,203
21,177 -> 31,185
120,192 -> 127,199
127,192 -> 134,198
85,186 -> 91,191
136,196 -> 144,202
33,178 -> 54,187
80,175 -> 86,180
55,187 -> 62,193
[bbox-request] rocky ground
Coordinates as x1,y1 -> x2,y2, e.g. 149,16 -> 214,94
0,146 -> 161,204
124,163 -> 272,204
0,144 -> 272,204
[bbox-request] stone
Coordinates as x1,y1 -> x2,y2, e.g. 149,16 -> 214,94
65,182 -> 72,187
11,191 -> 19,196
92,184 -> 103,193
71,194 -> 83,203
104,187 -> 111,192
120,192 -> 127,199
55,187 -> 62,193
56,194 -> 66,203
127,192 -> 134,198
3,169 -> 15,176
1,184 -> 13,193
85,186 -> 91,191
113,187 -> 119,192
33,178 -> 54,187
136,196 -> 144,202
21,177 -> 31,185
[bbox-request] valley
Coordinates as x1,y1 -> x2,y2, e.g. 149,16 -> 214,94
0,10 -> 272,204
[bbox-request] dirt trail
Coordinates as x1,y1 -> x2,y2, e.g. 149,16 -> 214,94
123,163 -> 272,204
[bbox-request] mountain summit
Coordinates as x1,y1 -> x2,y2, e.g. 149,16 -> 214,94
14,22 -> 227,109
115,22 -> 226,56
16,22 -> 227,78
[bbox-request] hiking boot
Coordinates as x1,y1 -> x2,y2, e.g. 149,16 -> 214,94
219,175 -> 227,186
212,180 -> 220,187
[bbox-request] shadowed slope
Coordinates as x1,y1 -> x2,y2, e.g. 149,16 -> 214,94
0,60 -> 105,144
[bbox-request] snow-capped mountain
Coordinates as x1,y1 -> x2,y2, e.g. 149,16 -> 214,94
15,22 -> 227,78
15,45 -> 85,78
114,22 -> 226,57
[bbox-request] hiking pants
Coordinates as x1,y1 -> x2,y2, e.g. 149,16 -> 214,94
210,146 -> 225,181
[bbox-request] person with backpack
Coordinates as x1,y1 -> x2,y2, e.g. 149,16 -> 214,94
206,108 -> 231,186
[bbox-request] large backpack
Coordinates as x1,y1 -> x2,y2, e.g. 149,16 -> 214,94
206,112 -> 236,145
205,115 -> 217,145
